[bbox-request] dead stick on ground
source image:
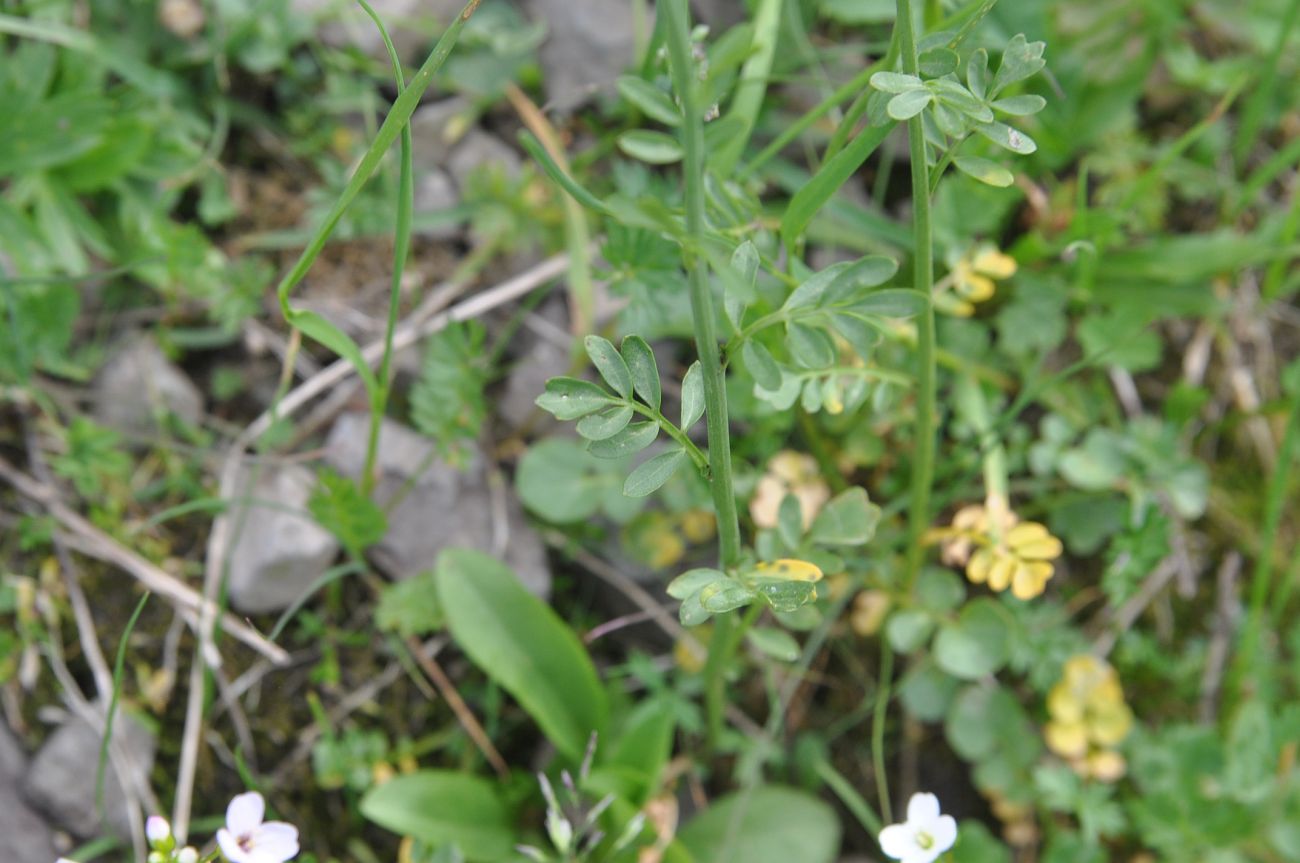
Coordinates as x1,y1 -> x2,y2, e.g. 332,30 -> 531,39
0,454 -> 288,664
405,636 -> 510,781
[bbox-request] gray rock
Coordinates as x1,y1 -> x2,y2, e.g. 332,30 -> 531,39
224,462 -> 341,614
413,168 -> 462,240
324,413 -> 551,597
23,712 -> 155,840
526,0 -> 638,111
93,336 -> 203,436
410,97 -> 473,173
292,0 -> 464,65
1,724 -> 58,863
496,295 -> 572,431
447,128 -> 523,184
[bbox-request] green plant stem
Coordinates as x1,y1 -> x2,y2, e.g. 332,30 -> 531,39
815,756 -> 884,836
628,402 -> 709,469
664,0 -> 744,755
1233,390 -> 1300,699
897,0 -> 936,595
359,0 -> 415,497
871,640 -> 894,824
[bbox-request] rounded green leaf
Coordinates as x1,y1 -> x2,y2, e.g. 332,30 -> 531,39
742,339 -> 782,391
847,288 -> 928,317
588,421 -> 659,459
954,156 -> 1014,188
620,335 -> 661,410
360,771 -> 515,860
871,70 -> 925,93
746,627 -> 800,662
887,88 -> 934,121
624,448 -> 688,497
886,608 -> 935,653
435,549 -> 608,761
666,567 -> 727,599
517,438 -> 608,522
536,376 -> 617,420
585,335 -> 633,398
576,405 -> 635,440
786,322 -> 836,368
679,786 -> 841,863
616,75 -> 682,126
617,130 -> 684,164
680,361 -> 705,429
933,598 -> 1009,680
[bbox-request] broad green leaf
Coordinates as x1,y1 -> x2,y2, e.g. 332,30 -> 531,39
621,335 -> 661,410
750,578 -> 818,612
919,47 -> 959,77
870,71 -> 925,93
576,405 -> 635,440
888,89 -> 934,121
667,568 -> 727,599
776,493 -> 804,549
950,820 -> 1013,863
585,335 -> 633,398
954,156 -> 1015,187
603,697 -> 677,806
731,240 -> 760,288
847,289 -> 929,317
678,786 -> 841,863
624,448 -> 688,497
681,361 -> 705,429
975,120 -> 1037,154
991,94 -> 1047,116
746,627 -> 800,662
967,48 -> 990,100
360,771 -> 515,860
618,130 -> 684,164
899,663 -> 960,722
786,322 -> 836,368
825,255 -> 900,303
808,487 -> 881,545
517,438 -> 612,522
831,313 -> 883,360
783,261 -> 853,311
699,579 -> 757,613
616,75 -> 682,126
536,376 -> 617,420
991,34 -> 1047,95
435,549 -> 607,760
742,339 -> 782,390
589,421 -> 660,459
933,598 -> 1009,680
886,609 -> 935,653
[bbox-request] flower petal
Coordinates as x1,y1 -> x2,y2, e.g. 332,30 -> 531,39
217,828 -> 251,863
226,791 -> 265,834
253,822 -> 300,860
878,823 -> 916,860
907,792 -> 941,824
930,815 -> 958,853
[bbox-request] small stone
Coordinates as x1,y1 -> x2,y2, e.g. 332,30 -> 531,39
324,413 -> 551,597
413,168 -> 462,240
525,0 -> 639,111
410,97 -> 473,173
93,336 -> 203,436
292,0 -> 464,65
496,294 -> 572,431
223,462 -> 341,614
447,129 -> 523,185
23,712 -> 155,840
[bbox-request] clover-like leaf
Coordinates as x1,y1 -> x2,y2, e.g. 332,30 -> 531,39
585,335 -> 633,398
621,335 -> 661,410
624,448 -> 688,497
536,376 -> 617,420
588,421 -> 659,459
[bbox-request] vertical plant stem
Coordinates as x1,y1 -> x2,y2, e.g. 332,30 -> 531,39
359,0 -> 415,496
897,0 -> 936,594
663,0 -> 744,752
871,640 -> 894,824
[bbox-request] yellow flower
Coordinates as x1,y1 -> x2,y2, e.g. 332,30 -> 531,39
965,522 -> 1062,600
1044,654 -> 1134,782
749,451 -> 830,530
938,243 -> 1018,316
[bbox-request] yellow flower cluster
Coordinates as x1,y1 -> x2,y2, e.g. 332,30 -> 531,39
749,451 -> 830,530
928,503 -> 1063,600
1044,655 -> 1134,782
936,244 -> 1018,316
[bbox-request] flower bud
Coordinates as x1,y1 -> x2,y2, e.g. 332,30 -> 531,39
177,846 -> 200,863
146,815 -> 171,844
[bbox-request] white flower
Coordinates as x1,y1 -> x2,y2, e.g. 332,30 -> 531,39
177,848 -> 200,863
146,815 -> 172,844
878,792 -> 958,863
216,791 -> 300,863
